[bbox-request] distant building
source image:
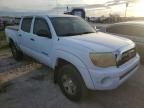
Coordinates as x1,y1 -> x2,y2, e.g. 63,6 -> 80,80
0,17 -> 20,27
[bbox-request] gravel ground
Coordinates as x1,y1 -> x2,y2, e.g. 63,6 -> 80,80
0,49 -> 144,108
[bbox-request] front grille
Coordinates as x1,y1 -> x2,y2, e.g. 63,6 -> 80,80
117,48 -> 136,66
120,64 -> 138,80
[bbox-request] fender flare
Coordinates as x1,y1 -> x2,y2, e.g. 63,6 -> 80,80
54,50 -> 95,89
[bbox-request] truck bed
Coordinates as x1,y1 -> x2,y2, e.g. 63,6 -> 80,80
7,25 -> 19,31
5,25 -> 19,43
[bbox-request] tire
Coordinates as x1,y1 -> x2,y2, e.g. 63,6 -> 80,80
58,64 -> 87,101
9,41 -> 23,61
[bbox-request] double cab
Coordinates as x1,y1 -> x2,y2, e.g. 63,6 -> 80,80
5,14 -> 140,101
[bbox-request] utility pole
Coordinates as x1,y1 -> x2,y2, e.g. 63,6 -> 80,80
125,2 -> 128,17
56,0 -> 58,14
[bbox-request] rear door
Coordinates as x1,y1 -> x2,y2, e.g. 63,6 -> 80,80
18,17 -> 33,54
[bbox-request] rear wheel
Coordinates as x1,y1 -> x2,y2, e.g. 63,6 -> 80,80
9,41 -> 23,61
58,64 -> 87,101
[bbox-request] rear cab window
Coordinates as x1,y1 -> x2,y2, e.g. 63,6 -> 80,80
21,17 -> 33,33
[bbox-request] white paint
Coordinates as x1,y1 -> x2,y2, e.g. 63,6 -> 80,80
5,14 -> 140,90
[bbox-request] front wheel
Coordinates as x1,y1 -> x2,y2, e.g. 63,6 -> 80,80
58,64 -> 87,101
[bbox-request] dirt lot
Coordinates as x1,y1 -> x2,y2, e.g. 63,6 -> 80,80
0,49 -> 144,108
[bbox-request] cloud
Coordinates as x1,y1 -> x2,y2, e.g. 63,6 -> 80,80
0,0 -> 140,17
0,0 -> 56,12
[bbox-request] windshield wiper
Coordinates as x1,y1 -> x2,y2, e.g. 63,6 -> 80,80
60,32 -> 95,37
60,33 -> 82,36
80,31 -> 95,34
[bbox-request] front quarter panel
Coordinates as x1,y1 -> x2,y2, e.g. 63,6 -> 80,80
54,49 -> 95,89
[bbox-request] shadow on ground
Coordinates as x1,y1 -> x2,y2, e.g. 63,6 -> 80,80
0,49 -> 144,108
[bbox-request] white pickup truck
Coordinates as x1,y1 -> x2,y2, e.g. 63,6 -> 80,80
5,14 -> 140,101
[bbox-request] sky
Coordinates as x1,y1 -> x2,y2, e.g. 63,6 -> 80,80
0,0 -> 110,11
0,0 -> 143,17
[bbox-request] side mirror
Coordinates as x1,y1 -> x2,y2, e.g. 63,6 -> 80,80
94,26 -> 97,30
96,28 -> 100,32
36,30 -> 51,38
92,25 -> 100,32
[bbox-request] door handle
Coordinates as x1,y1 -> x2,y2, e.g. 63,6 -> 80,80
18,34 -> 22,37
30,38 -> 35,41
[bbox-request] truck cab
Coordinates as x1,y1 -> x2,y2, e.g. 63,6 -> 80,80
5,14 -> 140,101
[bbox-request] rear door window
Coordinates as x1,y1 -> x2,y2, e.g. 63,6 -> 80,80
21,17 -> 33,33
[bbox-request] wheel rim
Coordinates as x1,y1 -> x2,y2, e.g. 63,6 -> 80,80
61,74 -> 77,95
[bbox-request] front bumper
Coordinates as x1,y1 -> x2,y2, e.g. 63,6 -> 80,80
88,54 -> 140,90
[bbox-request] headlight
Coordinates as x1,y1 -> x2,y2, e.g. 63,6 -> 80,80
89,52 -> 116,67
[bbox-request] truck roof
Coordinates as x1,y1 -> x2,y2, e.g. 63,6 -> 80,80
23,14 -> 77,18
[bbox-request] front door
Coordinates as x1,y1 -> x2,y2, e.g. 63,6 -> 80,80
30,17 -> 53,66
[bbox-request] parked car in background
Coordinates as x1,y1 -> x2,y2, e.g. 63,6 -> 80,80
104,21 -> 144,45
14,17 -> 21,25
0,18 -> 4,30
5,15 -> 140,101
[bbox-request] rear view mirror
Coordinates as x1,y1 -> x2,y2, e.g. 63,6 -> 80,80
36,29 -> 51,38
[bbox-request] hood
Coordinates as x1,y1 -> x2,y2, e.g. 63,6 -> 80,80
60,32 -> 133,52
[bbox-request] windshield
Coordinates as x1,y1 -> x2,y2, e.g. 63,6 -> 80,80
50,17 -> 96,37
